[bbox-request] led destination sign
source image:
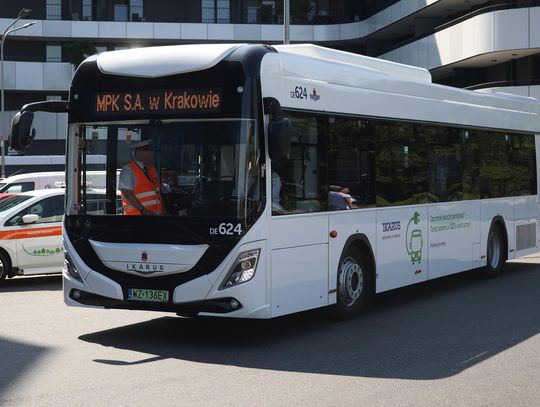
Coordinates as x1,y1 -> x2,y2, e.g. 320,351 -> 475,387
94,88 -> 222,115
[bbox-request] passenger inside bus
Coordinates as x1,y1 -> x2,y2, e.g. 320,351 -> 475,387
328,185 -> 354,210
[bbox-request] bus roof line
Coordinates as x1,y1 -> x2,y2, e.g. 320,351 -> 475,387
95,43 -> 246,78
274,44 -> 432,84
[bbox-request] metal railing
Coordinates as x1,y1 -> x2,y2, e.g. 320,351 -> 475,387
202,7 -> 230,24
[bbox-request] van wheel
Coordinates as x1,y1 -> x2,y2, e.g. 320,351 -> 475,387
0,252 -> 11,282
485,223 -> 506,277
334,246 -> 370,320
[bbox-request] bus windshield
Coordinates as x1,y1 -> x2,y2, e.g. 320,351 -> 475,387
74,119 -> 262,222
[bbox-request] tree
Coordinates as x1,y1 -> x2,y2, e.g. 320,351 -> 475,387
66,41 -> 97,68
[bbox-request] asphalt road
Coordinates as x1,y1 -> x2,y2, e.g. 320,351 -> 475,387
1,258 -> 540,407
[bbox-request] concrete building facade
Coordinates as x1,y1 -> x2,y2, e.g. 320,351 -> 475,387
1,0 -> 539,156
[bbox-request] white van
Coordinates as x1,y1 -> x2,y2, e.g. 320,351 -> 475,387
0,171 -> 113,193
0,172 -> 65,193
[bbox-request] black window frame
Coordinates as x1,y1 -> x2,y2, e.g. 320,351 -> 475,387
272,109 -> 537,215
1,182 -> 35,194
6,195 -> 65,227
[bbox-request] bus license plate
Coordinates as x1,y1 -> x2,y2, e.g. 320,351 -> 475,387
128,288 -> 169,303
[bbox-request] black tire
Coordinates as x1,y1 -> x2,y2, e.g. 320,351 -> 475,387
333,245 -> 371,320
0,251 -> 11,282
484,223 -> 506,278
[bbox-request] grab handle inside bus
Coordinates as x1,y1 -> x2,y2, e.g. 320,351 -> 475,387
264,97 -> 291,160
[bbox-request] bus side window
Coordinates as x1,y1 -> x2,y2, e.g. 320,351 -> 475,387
275,113 -> 328,215
327,117 -> 375,209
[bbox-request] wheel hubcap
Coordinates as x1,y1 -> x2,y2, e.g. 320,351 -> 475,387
339,257 -> 364,307
488,231 -> 501,269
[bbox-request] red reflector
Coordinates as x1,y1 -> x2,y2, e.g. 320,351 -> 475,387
329,230 -> 337,238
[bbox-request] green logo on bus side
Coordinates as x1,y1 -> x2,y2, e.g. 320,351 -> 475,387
406,211 -> 423,264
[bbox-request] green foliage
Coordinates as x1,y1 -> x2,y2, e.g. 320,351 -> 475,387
66,41 -> 97,68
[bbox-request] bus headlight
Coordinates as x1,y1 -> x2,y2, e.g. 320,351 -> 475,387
221,249 -> 260,289
64,251 -> 82,282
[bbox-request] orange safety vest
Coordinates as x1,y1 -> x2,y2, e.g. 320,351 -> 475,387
121,162 -> 164,215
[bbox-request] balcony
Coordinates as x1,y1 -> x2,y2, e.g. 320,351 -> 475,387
0,61 -> 73,92
0,0 -> 436,42
379,7 -> 540,70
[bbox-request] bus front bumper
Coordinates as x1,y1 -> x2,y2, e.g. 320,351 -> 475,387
63,237 -> 270,318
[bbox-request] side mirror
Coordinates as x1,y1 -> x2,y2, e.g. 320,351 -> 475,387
21,214 -> 39,224
268,118 -> 291,161
9,111 -> 36,152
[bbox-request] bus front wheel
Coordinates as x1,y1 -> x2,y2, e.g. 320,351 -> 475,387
485,223 -> 506,277
334,246 -> 370,320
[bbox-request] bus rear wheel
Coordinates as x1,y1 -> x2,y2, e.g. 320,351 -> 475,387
484,223 -> 506,277
334,246 -> 370,320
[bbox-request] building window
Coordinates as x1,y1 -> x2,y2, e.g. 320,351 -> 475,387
114,0 -> 144,22
46,0 -> 62,20
46,44 -> 62,62
202,0 -> 213,22
260,1 -> 276,24
82,0 -> 93,20
202,0 -> 230,24
114,0 -> 129,22
246,3 -> 258,24
130,0 -> 144,21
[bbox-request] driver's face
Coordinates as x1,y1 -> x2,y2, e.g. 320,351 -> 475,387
136,149 -> 154,164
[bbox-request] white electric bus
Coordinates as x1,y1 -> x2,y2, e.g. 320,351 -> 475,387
10,44 -> 539,319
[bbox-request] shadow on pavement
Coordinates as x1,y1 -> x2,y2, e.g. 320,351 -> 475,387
80,262 -> 540,380
0,275 -> 62,293
0,337 -> 48,398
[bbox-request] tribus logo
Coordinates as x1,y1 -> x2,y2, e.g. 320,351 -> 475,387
310,88 -> 320,101
382,221 -> 401,232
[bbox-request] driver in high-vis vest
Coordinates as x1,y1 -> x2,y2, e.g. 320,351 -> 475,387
119,139 -> 164,216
